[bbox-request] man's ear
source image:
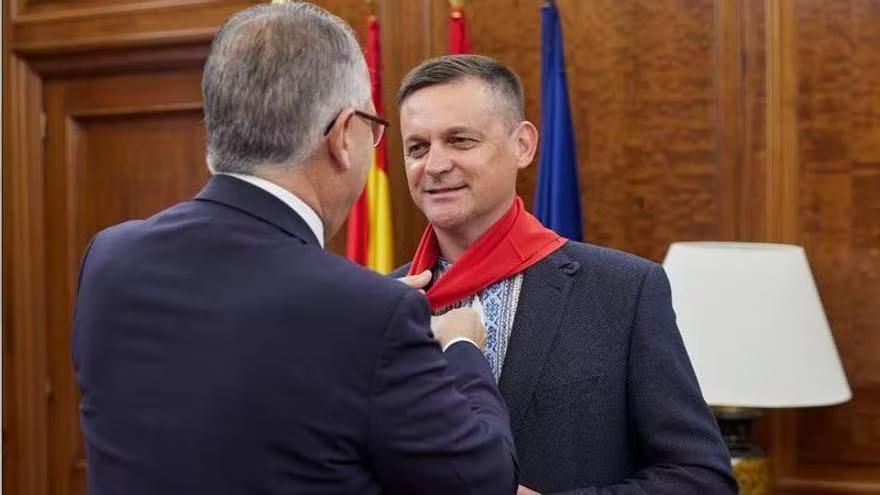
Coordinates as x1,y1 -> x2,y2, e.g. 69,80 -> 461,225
514,121 -> 539,170
326,108 -> 357,172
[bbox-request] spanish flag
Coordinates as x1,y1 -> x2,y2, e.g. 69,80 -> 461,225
449,0 -> 469,54
346,12 -> 394,273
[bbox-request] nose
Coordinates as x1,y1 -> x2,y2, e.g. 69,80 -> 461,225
423,145 -> 453,179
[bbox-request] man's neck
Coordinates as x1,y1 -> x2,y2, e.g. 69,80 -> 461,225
434,198 -> 515,263
434,230 -> 476,263
252,168 -> 329,243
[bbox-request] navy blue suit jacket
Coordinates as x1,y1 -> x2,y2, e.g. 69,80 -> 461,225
73,175 -> 517,495
394,242 -> 737,494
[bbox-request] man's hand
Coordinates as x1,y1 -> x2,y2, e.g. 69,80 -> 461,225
516,485 -> 541,495
397,270 -> 432,292
430,307 -> 487,351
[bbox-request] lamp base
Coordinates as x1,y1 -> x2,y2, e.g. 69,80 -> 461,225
732,456 -> 771,495
713,407 -> 771,495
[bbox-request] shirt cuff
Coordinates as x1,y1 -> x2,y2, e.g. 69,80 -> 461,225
442,337 -> 480,352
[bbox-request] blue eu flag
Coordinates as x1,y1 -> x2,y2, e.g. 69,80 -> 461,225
534,1 -> 583,241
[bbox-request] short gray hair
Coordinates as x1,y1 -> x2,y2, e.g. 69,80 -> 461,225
397,54 -> 524,127
203,3 -> 370,173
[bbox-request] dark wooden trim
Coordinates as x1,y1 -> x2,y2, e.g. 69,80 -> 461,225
765,0 -> 799,244
13,27 -> 216,56
10,1 -> 254,55
69,101 -> 204,119
14,0 -> 223,22
776,476 -> 880,494
3,54 -> 51,495
28,43 -> 210,78
736,0 -> 769,242
714,0 -> 744,241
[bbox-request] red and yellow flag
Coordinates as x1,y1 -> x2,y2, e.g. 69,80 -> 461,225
448,0 -> 470,54
345,12 -> 394,273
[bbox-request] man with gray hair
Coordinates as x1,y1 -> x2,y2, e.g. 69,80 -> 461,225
394,54 -> 736,494
72,4 -> 516,495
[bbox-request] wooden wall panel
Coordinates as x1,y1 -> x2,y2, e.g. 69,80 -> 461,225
771,1 -> 880,493
17,0 -> 163,18
72,110 -> 208,246
11,1 -> 258,54
573,0 -> 724,261
17,0 -> 179,17
5,1 -> 880,495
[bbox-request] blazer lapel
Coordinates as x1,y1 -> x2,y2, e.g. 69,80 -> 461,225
499,245 -> 579,432
194,174 -> 321,247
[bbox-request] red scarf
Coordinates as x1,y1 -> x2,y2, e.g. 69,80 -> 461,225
409,197 -> 566,311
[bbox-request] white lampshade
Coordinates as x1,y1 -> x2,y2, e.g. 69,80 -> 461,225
662,242 -> 851,408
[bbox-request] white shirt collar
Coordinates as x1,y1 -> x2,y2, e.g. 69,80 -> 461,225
218,173 -> 325,248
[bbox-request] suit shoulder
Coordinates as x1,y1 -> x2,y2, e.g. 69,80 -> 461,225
562,241 -> 657,269
560,241 -> 659,285
87,219 -> 148,258
291,249 -> 414,309
90,201 -> 196,244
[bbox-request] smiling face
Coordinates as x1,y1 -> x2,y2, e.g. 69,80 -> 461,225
400,77 -> 535,240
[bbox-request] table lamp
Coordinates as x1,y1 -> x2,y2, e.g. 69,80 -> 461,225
662,242 -> 851,495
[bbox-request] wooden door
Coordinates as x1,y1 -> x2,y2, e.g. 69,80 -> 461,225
42,66 -> 209,495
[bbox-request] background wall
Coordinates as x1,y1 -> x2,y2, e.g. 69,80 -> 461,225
4,1 -> 879,494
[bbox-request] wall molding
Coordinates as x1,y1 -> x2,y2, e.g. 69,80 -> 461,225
4,54 -> 50,495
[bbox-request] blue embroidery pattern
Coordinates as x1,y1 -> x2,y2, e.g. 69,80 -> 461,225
481,283 -> 504,376
433,259 -> 523,381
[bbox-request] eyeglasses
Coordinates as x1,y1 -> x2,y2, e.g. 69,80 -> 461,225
323,110 -> 391,148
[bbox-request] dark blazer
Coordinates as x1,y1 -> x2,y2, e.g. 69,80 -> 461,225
73,175 -> 517,495
394,242 -> 737,494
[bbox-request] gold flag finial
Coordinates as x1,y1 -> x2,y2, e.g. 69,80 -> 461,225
450,0 -> 465,8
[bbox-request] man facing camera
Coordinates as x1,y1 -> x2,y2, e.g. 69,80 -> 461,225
393,54 -> 737,494
72,5 -> 516,495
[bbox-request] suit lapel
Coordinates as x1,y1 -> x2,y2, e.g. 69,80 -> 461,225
499,245 -> 579,432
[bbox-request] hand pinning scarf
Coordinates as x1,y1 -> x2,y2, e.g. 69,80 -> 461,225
409,197 -> 566,311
